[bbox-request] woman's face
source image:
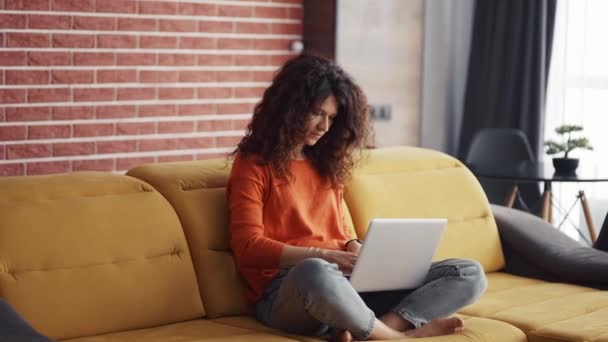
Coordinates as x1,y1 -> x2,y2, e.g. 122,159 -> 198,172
302,95 -> 338,147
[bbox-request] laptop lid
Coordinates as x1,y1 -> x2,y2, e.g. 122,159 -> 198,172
349,218 -> 447,292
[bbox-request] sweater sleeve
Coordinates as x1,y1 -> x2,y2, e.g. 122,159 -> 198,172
228,155 -> 285,268
338,187 -> 356,248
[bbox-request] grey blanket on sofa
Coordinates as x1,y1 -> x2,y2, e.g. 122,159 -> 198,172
491,204 -> 608,289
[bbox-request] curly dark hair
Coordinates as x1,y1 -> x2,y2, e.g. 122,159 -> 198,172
230,54 -> 371,185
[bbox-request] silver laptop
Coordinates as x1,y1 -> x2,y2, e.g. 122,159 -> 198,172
349,218 -> 447,292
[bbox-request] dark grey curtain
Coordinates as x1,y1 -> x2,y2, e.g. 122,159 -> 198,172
458,0 -> 557,159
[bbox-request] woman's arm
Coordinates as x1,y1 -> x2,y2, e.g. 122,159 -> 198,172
280,245 -> 358,271
229,157 -> 286,268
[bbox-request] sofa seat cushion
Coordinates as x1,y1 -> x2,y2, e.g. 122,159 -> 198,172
456,315 -> 527,342
212,315 -> 527,342
461,272 -> 608,342
528,312 -> 608,342
63,319 -> 299,342
211,317 -> 318,342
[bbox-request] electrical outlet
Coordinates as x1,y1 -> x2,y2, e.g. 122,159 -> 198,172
370,104 -> 392,121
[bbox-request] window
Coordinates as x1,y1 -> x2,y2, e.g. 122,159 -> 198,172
545,0 -> 608,242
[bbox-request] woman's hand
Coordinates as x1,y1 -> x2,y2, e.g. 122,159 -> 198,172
319,249 -> 358,272
345,240 -> 362,255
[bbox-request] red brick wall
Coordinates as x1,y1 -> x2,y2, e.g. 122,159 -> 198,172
0,0 -> 301,176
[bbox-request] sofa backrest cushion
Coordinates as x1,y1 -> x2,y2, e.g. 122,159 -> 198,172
344,147 -> 505,272
0,172 -> 203,340
127,159 -> 357,318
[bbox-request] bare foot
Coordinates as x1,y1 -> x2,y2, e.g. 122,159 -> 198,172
380,311 -> 415,332
368,317 -> 464,340
405,317 -> 464,338
330,329 -> 353,342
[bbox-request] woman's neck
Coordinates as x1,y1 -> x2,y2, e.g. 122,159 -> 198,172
291,145 -> 306,160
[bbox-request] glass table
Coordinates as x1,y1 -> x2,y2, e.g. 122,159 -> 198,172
467,161 -> 608,244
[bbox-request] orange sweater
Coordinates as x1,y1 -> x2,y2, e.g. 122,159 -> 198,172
227,154 -> 352,304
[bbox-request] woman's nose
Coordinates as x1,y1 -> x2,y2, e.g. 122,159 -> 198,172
319,116 -> 330,131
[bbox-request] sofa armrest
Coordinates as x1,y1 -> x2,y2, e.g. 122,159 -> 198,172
491,204 -> 608,289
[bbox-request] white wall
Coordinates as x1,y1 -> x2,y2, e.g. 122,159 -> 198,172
336,0 -> 423,147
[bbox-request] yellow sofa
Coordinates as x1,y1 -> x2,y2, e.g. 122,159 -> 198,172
1,146 -> 607,342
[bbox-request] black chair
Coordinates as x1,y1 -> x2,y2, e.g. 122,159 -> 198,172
465,128 -> 541,212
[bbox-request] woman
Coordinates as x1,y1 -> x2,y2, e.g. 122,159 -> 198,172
227,54 -> 487,341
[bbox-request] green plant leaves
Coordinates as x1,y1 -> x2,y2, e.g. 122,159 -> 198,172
567,137 -> 593,151
544,124 -> 593,158
544,140 -> 566,155
555,124 -> 583,134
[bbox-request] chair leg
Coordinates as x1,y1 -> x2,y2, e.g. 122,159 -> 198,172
578,190 -> 598,243
505,185 -> 518,208
548,194 -> 553,223
541,186 -> 552,223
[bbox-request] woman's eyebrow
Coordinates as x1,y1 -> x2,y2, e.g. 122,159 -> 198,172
315,108 -> 337,117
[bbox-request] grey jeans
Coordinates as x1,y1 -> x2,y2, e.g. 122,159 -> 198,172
255,258 -> 487,341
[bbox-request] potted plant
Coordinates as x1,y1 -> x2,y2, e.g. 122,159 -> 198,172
544,124 -> 593,174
